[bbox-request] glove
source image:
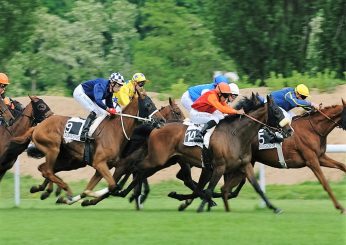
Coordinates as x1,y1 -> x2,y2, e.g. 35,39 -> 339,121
107,108 -> 117,115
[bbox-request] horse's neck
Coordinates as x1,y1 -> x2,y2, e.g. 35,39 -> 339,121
8,103 -> 33,136
224,107 -> 266,144
309,106 -> 343,136
116,98 -> 139,131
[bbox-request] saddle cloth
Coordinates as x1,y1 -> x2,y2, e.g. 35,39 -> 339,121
182,119 -> 215,148
63,115 -> 106,143
258,128 -> 287,168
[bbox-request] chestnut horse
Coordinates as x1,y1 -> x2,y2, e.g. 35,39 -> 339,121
216,100 -> 346,214
90,94 -> 291,211
29,97 -> 185,202
16,91 -> 165,201
0,96 -> 52,182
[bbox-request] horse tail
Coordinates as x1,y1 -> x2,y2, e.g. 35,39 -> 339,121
10,127 -> 35,145
26,144 -> 45,159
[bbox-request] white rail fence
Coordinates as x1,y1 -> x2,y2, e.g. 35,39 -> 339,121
12,145 -> 346,206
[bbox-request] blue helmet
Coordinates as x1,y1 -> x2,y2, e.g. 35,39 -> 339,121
213,75 -> 229,87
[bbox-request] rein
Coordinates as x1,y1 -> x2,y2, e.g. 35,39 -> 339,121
308,108 -> 342,137
243,113 -> 281,132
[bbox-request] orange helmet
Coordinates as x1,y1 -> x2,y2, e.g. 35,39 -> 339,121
216,82 -> 231,94
0,73 -> 9,85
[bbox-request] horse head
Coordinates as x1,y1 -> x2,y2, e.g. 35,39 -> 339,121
137,91 -> 166,127
159,97 -> 185,122
28,95 -> 53,124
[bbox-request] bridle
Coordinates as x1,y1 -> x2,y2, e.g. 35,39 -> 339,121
308,108 -> 343,137
159,104 -> 182,122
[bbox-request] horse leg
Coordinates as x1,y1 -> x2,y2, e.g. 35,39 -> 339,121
40,180 -> 54,200
319,154 -> 346,172
92,160 -> 116,193
30,177 -> 49,193
197,165 -> 225,213
0,169 -> 7,182
244,163 -> 282,213
308,159 -> 345,214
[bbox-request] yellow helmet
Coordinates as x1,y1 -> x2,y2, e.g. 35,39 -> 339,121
0,73 -> 9,85
295,84 -> 310,97
132,73 -> 149,83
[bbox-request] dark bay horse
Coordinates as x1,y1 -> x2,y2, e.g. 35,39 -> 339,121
101,94 -> 292,212
29,97 -> 185,202
15,92 -> 165,201
218,100 -> 346,214
0,96 -> 52,182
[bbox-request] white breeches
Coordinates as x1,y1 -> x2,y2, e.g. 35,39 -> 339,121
280,107 -> 294,123
181,91 -> 194,112
73,84 -> 108,116
189,108 -> 225,124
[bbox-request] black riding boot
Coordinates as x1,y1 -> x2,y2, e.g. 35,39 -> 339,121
194,120 -> 217,143
80,111 -> 97,141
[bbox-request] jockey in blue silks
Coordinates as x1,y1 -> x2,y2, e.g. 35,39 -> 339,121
270,84 -> 318,122
181,75 -> 230,112
73,72 -> 125,141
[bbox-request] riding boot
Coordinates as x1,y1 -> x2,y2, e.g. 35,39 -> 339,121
194,120 -> 217,143
80,111 -> 97,141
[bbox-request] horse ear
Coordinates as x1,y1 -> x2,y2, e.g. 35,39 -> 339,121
251,92 -> 255,100
169,97 -> 175,106
342,98 -> 346,107
28,95 -> 34,101
266,95 -> 272,104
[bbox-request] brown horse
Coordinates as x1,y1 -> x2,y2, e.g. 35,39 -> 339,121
16,92 -> 165,201
0,96 -> 53,182
217,100 -> 346,214
95,94 -> 292,212
29,97 -> 185,202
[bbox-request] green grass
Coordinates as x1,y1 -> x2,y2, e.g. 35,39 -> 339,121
0,174 -> 346,245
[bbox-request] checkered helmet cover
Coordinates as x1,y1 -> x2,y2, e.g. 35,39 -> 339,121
109,72 -> 125,85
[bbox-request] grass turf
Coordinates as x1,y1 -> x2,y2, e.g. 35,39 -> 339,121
0,175 -> 345,245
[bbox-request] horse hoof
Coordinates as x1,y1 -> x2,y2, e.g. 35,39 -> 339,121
30,186 -> 39,193
81,200 -> 90,207
55,190 -> 62,197
274,208 -> 283,214
178,204 -> 187,212
56,197 -> 65,204
129,195 -> 135,203
167,192 -> 177,198
40,192 -> 50,200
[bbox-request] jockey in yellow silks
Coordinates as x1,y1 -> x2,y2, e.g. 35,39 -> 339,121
113,73 -> 149,109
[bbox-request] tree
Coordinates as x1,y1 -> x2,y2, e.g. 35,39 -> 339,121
5,0 -> 138,96
0,0 -> 39,67
132,0 -> 236,92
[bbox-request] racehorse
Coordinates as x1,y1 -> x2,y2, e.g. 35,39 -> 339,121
0,96 -> 53,182
29,97 -> 185,202
217,100 -> 346,214
15,91 -> 166,202
89,94 -> 292,211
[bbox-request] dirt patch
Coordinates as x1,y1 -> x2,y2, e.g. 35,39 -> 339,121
10,85 -> 346,185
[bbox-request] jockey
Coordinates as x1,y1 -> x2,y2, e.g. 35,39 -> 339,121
0,73 -> 23,123
113,73 -> 149,109
0,73 -> 14,110
181,75 -> 230,112
190,82 -> 244,143
270,84 -> 319,122
73,72 -> 125,141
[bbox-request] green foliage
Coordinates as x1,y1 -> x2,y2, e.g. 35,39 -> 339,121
0,0 -> 40,67
316,0 -> 346,78
264,69 -> 345,92
132,0 -> 236,92
167,78 -> 189,99
5,0 -> 138,96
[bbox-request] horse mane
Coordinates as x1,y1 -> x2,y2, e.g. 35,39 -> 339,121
223,95 -> 263,122
292,105 -> 340,120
